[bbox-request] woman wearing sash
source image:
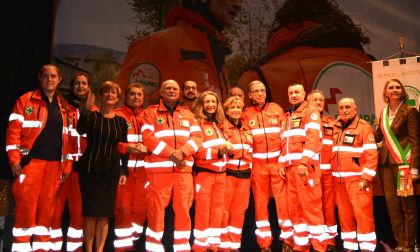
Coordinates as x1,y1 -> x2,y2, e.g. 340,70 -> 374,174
375,78 -> 419,252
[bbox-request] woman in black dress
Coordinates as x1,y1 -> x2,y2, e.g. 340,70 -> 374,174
77,81 -> 141,252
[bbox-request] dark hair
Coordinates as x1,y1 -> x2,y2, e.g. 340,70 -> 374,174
70,72 -> 90,87
269,0 -> 370,45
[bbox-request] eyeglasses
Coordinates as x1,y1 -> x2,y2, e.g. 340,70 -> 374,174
184,86 -> 197,90
250,89 -> 266,94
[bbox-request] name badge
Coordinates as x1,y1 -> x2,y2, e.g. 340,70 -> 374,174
180,119 -> 190,128
324,126 -> 333,136
292,117 -> 302,129
343,133 -> 355,145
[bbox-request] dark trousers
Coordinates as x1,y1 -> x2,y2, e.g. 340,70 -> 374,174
379,164 -> 417,251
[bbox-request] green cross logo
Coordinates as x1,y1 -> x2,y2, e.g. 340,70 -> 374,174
25,106 -> 34,115
205,128 -> 213,136
157,117 -> 164,125
249,120 -> 256,127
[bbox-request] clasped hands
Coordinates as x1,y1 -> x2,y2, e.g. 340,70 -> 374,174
169,149 -> 186,168
127,143 -> 147,154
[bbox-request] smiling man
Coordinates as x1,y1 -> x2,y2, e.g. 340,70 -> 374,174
117,0 -> 242,107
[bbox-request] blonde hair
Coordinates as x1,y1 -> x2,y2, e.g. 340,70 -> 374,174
98,81 -> 122,99
383,78 -> 407,103
192,91 -> 225,124
223,96 -> 244,112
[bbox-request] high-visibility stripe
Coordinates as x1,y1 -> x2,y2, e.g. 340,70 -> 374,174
187,139 -> 199,152
228,225 -> 242,234
360,242 -> 376,251
32,241 -> 51,251
231,241 -> 241,249
305,122 -> 321,131
228,159 -> 248,166
202,138 -> 226,148
193,229 -> 206,239
174,230 -> 190,239
206,148 -> 212,160
312,232 -> 329,242
281,152 -> 319,161
141,124 -> 154,132
67,227 -> 83,238
11,242 -> 32,252
127,134 -> 141,142
279,219 -> 292,227
332,171 -> 363,177
145,241 -> 165,252
255,229 -> 272,238
219,241 -> 231,249
193,239 -> 208,247
294,235 -> 309,246
358,232 -> 376,241
155,129 -> 190,138
252,127 -> 281,135
50,228 -> 62,238
293,223 -> 307,233
253,150 -> 280,159
282,128 -> 305,138
343,241 -> 359,250
12,227 -> 34,237
332,146 -> 363,153
67,241 -> 83,251
207,236 -> 221,244
146,227 -> 163,240
322,139 -> 333,145
256,220 -> 270,228
320,164 -> 331,170
302,149 -> 316,158
144,160 -> 193,168
132,223 -> 144,234
207,228 -> 221,236
128,160 -> 144,168
363,167 -> 376,177
209,161 -> 226,168
308,225 -> 326,234
279,230 -> 293,239
22,120 -> 42,128
232,143 -> 251,150
327,225 -> 337,234
115,226 -> 135,237
153,141 -> 167,155
341,231 -> 357,239
6,144 -> 19,151
173,242 -> 191,252
363,144 -> 377,150
190,125 -> 201,132
9,113 -> 24,122
33,226 -> 50,235
114,237 -> 134,248
50,241 -> 62,251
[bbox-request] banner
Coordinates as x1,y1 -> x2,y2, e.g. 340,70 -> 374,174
372,56 -> 420,117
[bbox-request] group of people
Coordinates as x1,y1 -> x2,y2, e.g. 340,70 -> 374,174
6,63 -> 419,252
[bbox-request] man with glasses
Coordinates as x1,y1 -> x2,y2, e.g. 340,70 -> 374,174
241,80 -> 290,252
181,80 -> 199,110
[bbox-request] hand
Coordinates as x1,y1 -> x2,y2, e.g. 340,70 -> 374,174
84,90 -> 95,112
359,178 -> 371,191
279,167 -> 287,180
169,150 -> 185,168
119,175 -> 127,185
219,144 -> 231,156
297,164 -> 309,177
139,143 -> 148,153
126,144 -> 142,154
11,162 -> 22,177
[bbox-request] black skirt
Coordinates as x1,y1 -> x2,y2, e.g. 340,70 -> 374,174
79,173 -> 119,217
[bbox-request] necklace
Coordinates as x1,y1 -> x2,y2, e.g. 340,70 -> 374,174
388,101 -> 403,121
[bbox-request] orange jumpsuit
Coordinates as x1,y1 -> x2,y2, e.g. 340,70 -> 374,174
219,119 -> 253,251
113,105 -> 147,251
319,114 -> 337,246
192,120 -> 227,252
5,90 -> 73,252
331,115 -> 378,251
238,21 -> 372,110
140,100 -> 203,252
241,102 -> 290,249
116,6 -> 231,107
280,101 -> 326,251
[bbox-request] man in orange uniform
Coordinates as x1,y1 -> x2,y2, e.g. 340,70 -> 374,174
113,83 -> 148,251
241,80 -> 289,252
307,90 -> 337,250
140,79 -> 204,252
331,98 -> 377,251
279,83 -> 327,252
116,0 -> 242,107
50,72 -> 97,252
5,65 -> 73,251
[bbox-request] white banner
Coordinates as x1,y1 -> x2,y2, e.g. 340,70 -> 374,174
372,56 -> 420,118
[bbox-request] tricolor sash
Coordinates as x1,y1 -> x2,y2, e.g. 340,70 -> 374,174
380,106 -> 413,196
